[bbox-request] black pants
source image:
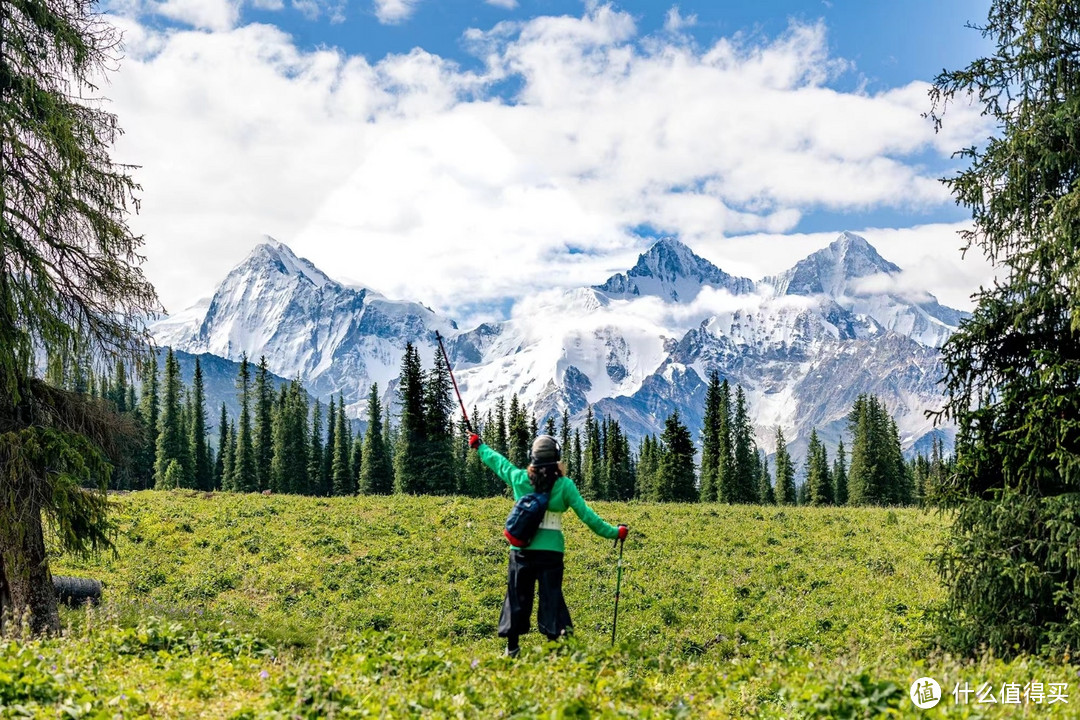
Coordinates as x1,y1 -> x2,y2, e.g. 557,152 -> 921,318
498,550 -> 573,638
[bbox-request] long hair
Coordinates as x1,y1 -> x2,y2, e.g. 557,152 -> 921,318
527,461 -> 565,494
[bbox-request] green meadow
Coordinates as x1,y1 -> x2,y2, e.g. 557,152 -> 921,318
3,492 -> 1075,718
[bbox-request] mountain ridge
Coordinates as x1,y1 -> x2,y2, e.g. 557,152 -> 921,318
153,233 -> 965,458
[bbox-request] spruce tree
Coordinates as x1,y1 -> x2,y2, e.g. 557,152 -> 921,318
154,349 -> 185,489
286,380 -> 310,494
507,394 -> 530,468
657,410 -> 697,502
359,385 -> 395,494
700,371 -> 722,502
717,380 -> 735,502
223,421 -> 237,490
135,354 -> 160,489
544,416 -> 557,437
731,385 -> 758,503
774,426 -> 796,505
833,439 -> 848,506
254,357 -> 274,491
332,398 -> 353,496
324,396 -> 337,494
758,451 -> 775,504
424,351 -> 456,494
215,403 -> 228,490
493,396 -> 508,457
394,342 -> 428,494
806,429 -> 834,506
559,409 -> 571,462
582,407 -> 603,499
232,354 -> 257,492
927,0 -> 1080,654
570,429 -> 583,483
307,401 -> 325,496
190,358 -> 212,491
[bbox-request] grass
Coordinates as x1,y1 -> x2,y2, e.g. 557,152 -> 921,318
2,491 -> 1075,717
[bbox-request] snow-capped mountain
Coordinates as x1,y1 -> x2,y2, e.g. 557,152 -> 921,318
154,232 -> 965,458
154,238 -> 455,414
764,231 -> 963,348
595,237 -> 755,301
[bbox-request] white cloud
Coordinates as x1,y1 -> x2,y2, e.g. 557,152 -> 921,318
100,6 -> 992,320
153,0 -> 241,31
374,0 -> 420,24
664,6 -> 697,32
486,0 -> 517,9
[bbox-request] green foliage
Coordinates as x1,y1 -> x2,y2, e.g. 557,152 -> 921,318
35,492 -> 1079,717
806,429 -> 834,507
394,343 -> 427,495
154,350 -> 186,489
657,410 -> 697,502
928,0 -> 1080,657
232,355 -> 257,493
359,385 -> 394,495
700,371 -> 722,502
190,359 -> 213,491
775,427 -> 796,505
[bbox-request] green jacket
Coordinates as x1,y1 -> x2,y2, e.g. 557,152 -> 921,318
478,443 -> 619,552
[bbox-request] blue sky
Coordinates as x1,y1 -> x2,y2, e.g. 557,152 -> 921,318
102,0 -> 996,320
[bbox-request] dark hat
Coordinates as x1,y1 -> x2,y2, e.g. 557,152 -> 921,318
530,435 -> 561,465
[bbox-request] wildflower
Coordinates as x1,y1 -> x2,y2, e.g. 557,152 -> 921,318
260,670 -> 270,679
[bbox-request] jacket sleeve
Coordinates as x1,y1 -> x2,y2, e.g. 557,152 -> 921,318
477,444 -> 531,496
564,478 -> 619,540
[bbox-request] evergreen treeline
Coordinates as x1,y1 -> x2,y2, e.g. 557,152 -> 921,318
52,345 -> 950,504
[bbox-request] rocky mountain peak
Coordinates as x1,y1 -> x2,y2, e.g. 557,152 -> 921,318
595,237 -> 754,301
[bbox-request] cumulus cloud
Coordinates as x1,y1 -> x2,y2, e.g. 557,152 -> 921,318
99,4 -> 991,319
374,0 -> 420,24
153,0 -> 241,31
664,6 -> 697,32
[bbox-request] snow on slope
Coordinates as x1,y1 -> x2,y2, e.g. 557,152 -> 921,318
154,232 -> 962,457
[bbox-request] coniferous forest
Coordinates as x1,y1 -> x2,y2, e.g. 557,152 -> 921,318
51,343 -> 948,507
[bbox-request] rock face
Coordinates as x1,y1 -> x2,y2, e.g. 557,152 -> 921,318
155,233 -> 965,458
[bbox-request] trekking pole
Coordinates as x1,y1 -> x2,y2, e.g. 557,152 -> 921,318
434,330 -> 473,433
611,535 -> 625,646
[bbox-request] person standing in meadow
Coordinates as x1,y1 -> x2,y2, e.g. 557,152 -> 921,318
469,432 -> 628,657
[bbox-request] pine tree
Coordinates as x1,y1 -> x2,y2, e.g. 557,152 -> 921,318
254,357 -> 274,491
394,342 -> 428,494
424,351 -> 456,495
359,385 -> 394,494
700,371 -> 722,502
463,405 -> 487,496
286,380 -> 310,494
324,396 -> 336,495
582,407 -> 603,499
507,394 -> 530,468
231,354 -> 257,492
332,397 -> 353,496
731,385 -> 758,503
190,358 -> 212,491
806,429 -> 833,506
758,451 -> 775,504
559,409 -> 571,462
657,410 -> 697,502
154,349 -> 185,489
307,401 -> 325,496
833,439 -> 848,506
570,429 -> 583,483
493,396 -> 508,457
223,421 -> 237,490
214,403 -> 228,490
717,380 -> 735,502
135,354 -> 160,489
774,426 -> 796,505
544,416 -> 557,437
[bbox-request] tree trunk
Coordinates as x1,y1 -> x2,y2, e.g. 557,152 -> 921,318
0,475 -> 60,636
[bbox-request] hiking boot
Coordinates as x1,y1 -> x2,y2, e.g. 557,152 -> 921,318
505,647 -> 520,658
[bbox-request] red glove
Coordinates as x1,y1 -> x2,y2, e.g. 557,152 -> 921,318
617,524 -> 628,540
468,433 -> 481,449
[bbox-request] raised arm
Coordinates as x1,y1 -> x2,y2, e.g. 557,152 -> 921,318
564,479 -> 619,540
477,443 -> 531,495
